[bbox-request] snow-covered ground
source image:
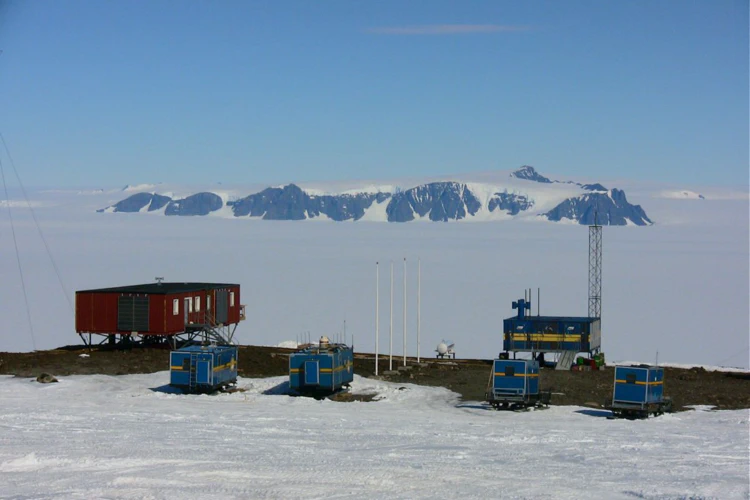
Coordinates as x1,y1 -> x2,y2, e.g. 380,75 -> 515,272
613,362 -> 750,374
0,373 -> 747,499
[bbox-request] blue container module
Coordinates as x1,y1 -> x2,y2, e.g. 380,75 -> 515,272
486,359 -> 550,410
609,365 -> 672,418
503,299 -> 601,355
289,339 -> 354,395
170,345 -> 238,393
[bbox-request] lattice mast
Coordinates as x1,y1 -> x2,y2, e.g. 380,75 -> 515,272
588,214 -> 603,319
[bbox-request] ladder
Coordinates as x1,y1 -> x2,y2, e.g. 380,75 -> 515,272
189,353 -> 198,390
556,350 -> 577,371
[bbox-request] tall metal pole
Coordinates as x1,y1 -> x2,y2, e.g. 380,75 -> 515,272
389,261 -> 393,370
417,257 -> 421,364
403,257 -> 407,367
589,216 -> 603,319
375,262 -> 379,376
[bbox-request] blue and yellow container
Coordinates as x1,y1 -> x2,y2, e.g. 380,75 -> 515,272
610,365 -> 671,418
170,345 -> 238,393
289,339 -> 354,395
487,359 -> 549,409
502,298 -> 601,354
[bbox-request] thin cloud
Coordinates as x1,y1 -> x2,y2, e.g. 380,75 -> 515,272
366,24 -> 531,35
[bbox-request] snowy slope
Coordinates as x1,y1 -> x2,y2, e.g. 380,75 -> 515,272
94,167 -> 654,225
0,373 -> 747,499
659,190 -> 706,200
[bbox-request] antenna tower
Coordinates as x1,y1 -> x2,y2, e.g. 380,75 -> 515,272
588,213 -> 603,319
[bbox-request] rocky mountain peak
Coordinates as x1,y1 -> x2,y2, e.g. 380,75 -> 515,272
510,165 -> 552,183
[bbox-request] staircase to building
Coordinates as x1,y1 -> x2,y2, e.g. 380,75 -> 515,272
556,350 -> 577,371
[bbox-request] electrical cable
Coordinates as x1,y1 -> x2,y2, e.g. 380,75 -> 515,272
0,154 -> 37,350
714,344 -> 750,368
0,132 -> 74,315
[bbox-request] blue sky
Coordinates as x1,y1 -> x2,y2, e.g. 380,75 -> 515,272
0,0 -> 747,187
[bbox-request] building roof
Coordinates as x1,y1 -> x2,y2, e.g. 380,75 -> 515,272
175,344 -> 237,353
292,343 -> 351,355
504,315 -> 599,323
77,282 -> 239,295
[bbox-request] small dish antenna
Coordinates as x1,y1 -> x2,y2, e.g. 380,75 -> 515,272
435,341 -> 455,359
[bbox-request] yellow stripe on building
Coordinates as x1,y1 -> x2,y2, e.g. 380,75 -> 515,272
213,360 -> 237,372
292,361 -> 353,374
510,333 -> 582,342
615,379 -> 663,385
320,363 -> 353,374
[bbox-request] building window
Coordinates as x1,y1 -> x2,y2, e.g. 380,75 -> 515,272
173,299 -> 179,315
207,295 -> 211,310
188,297 -> 193,313
195,297 -> 201,312
230,291 -> 235,307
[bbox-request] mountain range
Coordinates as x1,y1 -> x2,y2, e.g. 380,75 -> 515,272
97,166 -> 653,225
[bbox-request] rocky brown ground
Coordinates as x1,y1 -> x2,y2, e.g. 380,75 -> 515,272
1,345 -> 748,411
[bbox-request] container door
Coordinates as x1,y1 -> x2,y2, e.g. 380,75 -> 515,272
197,359 -> 212,385
507,363 -> 522,395
521,363 -> 531,396
492,361 -> 502,390
652,369 -> 664,402
118,295 -> 149,332
216,290 -> 228,324
615,368 -> 645,403
304,361 -> 319,385
529,364 -> 539,395
184,298 -> 191,325
170,352 -> 190,386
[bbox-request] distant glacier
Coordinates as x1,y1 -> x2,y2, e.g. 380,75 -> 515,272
98,166 -> 653,226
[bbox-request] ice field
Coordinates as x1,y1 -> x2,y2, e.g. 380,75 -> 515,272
1,373 -> 747,499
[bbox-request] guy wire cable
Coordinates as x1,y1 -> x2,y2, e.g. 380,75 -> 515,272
0,131 -> 74,314
0,153 -> 37,350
